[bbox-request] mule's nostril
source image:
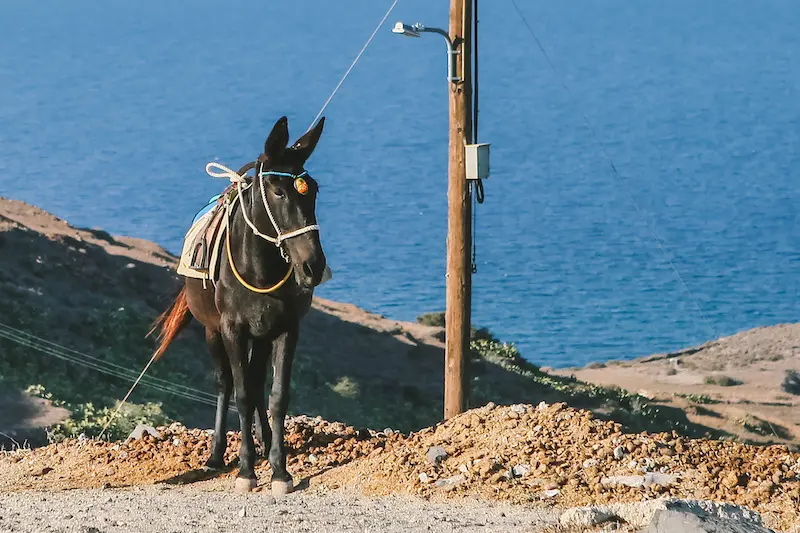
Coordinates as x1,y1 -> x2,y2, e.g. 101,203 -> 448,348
302,262 -> 314,279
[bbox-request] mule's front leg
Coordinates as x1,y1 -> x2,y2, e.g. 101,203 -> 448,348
249,339 -> 272,460
221,319 -> 258,492
268,324 -> 298,495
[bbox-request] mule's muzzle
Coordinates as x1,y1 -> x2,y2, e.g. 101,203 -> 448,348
295,254 -> 326,288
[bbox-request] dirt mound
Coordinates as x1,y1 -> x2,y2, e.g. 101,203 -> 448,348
319,403 -> 800,531
0,415 -> 395,492
3,403 -> 800,530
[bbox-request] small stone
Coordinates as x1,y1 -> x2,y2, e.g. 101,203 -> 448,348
419,473 -> 431,484
722,471 -> 747,489
308,454 -> 318,464
126,424 -> 160,442
601,475 -> 645,488
582,459 -> 598,469
758,481 -> 776,495
238,507 -> 246,518
172,438 -> 182,447
613,446 -> 626,460
458,463 -> 470,474
434,474 -> 466,488
512,464 -> 531,478
541,489 -> 560,498
34,466 -> 54,476
426,446 -> 448,466
643,472 -> 675,487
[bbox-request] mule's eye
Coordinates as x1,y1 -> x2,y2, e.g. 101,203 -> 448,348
274,189 -> 286,198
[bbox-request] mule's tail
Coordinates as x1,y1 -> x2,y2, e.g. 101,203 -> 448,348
147,286 -> 192,360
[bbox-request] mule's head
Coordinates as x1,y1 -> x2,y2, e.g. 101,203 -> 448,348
255,116 -> 327,289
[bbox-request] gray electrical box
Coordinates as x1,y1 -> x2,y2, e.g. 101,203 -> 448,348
465,143 -> 490,180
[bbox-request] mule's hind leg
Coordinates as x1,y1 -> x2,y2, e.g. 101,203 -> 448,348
268,324 -> 298,495
220,318 -> 259,492
205,328 -> 232,471
249,339 -> 271,460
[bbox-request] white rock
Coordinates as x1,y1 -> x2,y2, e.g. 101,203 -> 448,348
126,424 -> 160,442
512,464 -> 531,478
601,475 -> 646,488
434,475 -> 466,488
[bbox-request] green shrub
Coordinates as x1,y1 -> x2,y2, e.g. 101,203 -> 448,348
704,375 -> 743,387
26,384 -> 171,442
416,312 -> 497,342
676,393 -> 722,405
416,312 -> 445,328
782,370 -> 800,395
51,401 -> 171,443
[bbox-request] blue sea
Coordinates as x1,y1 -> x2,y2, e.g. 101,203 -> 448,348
1,0 -> 798,367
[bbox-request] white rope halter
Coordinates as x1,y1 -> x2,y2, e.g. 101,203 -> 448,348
205,161 -> 320,262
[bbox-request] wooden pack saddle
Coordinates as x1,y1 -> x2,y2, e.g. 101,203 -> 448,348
176,184 -> 237,284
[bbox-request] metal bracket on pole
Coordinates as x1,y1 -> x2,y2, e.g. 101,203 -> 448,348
393,22 -> 461,83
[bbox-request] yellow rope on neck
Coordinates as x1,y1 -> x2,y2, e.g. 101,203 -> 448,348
226,226 -> 293,294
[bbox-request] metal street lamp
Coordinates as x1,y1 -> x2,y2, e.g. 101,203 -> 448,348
392,22 -> 460,83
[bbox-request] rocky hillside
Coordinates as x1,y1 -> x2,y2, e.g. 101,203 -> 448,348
0,195 -> 798,452
555,324 -> 800,448
0,197 -> 694,446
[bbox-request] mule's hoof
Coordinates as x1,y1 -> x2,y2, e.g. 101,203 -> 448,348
203,464 -> 223,473
271,480 -> 293,496
234,477 -> 258,493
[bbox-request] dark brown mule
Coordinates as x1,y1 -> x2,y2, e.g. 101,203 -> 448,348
150,116 -> 327,494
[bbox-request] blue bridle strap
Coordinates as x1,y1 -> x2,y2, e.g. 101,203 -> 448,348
259,170 -> 309,179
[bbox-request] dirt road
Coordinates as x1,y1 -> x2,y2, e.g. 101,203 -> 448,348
0,486 -> 563,533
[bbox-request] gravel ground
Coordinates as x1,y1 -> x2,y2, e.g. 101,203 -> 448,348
0,487 -> 570,533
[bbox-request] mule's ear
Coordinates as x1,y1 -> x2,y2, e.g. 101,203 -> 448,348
290,117 -> 325,162
264,116 -> 290,160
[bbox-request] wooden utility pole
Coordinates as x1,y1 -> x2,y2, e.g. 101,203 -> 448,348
444,0 -> 473,419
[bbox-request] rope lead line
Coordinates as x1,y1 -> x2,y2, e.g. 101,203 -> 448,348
308,0 -> 401,131
98,351 -> 160,439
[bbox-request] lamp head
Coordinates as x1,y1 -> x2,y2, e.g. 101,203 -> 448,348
392,21 -> 421,37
